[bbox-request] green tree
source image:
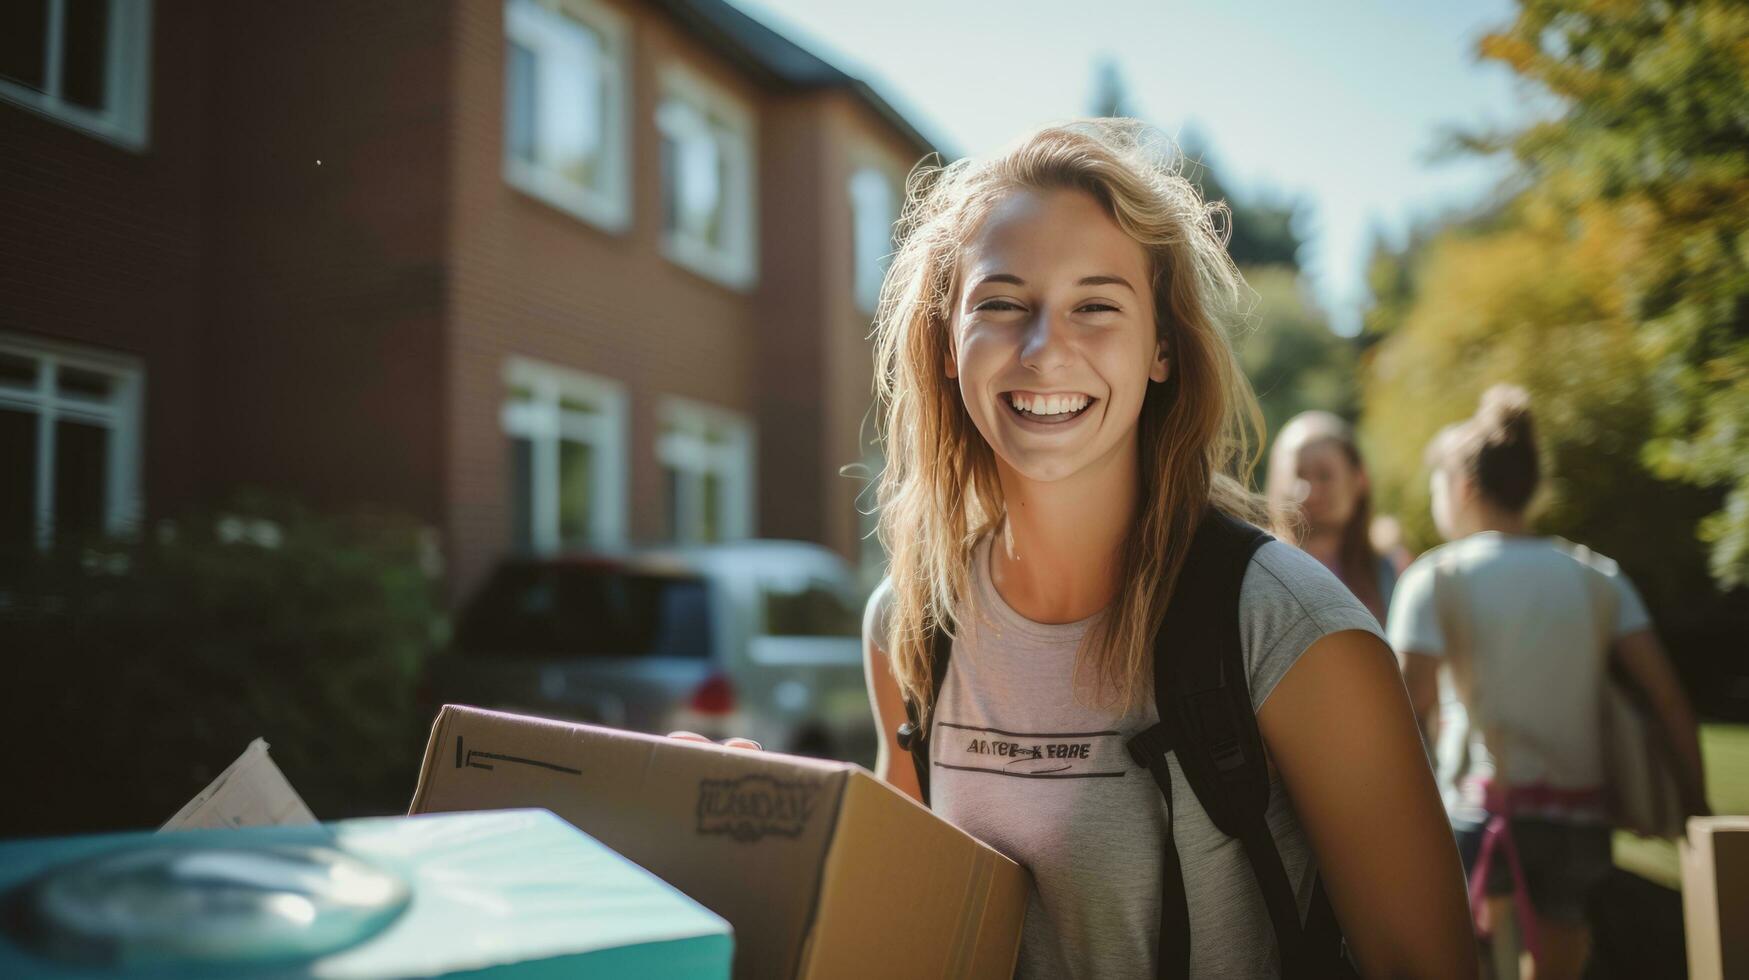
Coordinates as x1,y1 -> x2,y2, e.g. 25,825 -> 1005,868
1179,130 -> 1305,270
1238,266 -> 1358,441
1479,0 -> 1749,586
1089,56 -> 1136,120
1361,201 -> 1744,708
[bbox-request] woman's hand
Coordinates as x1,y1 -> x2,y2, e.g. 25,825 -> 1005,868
667,731 -> 763,751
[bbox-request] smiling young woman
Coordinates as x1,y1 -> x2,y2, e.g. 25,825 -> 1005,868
862,120 -> 1476,979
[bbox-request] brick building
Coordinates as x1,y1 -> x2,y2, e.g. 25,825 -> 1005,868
0,0 -> 935,601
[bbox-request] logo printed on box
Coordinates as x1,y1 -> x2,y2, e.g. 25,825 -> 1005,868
697,774 -> 823,843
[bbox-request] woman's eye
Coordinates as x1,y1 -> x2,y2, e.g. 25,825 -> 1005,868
974,299 -> 1024,312
1077,302 -> 1119,314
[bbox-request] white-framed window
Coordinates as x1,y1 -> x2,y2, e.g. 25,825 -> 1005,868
501,358 -> 627,554
502,0 -> 631,232
657,397 -> 753,545
849,166 -> 899,314
0,0 -> 152,151
0,334 -> 144,554
656,66 -> 757,290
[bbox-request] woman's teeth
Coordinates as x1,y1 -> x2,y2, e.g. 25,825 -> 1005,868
1008,393 -> 1091,417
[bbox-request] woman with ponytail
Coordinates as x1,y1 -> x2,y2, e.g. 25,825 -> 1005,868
1389,385 -> 1708,980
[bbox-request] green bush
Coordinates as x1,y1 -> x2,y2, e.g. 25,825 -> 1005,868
0,492 -> 443,837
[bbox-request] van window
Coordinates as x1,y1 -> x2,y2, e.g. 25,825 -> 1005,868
457,565 -> 711,659
762,579 -> 859,637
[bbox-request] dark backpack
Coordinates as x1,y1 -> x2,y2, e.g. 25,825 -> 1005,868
896,510 -> 1354,979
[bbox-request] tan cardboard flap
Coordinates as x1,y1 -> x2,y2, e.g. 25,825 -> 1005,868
1683,816 -> 1749,980
411,705 -> 850,980
1719,832 -> 1749,979
963,838 -> 1031,979
799,769 -> 1028,980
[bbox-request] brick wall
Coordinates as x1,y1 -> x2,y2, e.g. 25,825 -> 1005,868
1,0 -> 924,604
815,92 -> 926,567
0,0 -> 212,517
443,1 -> 925,601
446,0 -> 782,602
200,0 -> 453,525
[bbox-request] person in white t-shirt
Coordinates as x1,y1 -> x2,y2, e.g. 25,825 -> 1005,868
1389,384 -> 1707,980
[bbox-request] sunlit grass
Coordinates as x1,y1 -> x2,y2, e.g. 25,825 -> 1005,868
1611,724 -> 1749,890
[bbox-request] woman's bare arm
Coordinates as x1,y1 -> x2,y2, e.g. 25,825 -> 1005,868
1260,630 -> 1476,979
1399,650 -> 1443,750
863,582 -> 924,804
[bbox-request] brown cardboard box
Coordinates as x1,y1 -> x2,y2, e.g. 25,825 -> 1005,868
409,705 -> 1028,980
1683,816 -> 1749,980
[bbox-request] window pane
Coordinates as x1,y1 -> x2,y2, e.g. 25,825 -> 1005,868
53,419 -> 108,542
700,469 -> 721,542
851,169 -> 895,310
764,582 -> 860,637
680,128 -> 721,240
540,15 -> 604,192
706,133 -> 729,249
558,394 -> 598,415
509,435 -> 534,553
0,408 -> 39,557
60,0 -> 111,111
662,100 -> 724,245
557,437 -> 593,548
506,40 -> 538,165
58,365 -> 113,399
659,130 -> 681,238
0,351 -> 38,388
664,465 -> 682,542
596,57 -> 612,178
0,2 -> 48,92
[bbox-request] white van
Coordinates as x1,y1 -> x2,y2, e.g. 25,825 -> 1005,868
427,540 -> 877,767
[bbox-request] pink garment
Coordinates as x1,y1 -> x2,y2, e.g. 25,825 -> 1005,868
1466,780 -> 1607,966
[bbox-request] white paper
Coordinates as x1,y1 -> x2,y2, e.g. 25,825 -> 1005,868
160,737 -> 319,832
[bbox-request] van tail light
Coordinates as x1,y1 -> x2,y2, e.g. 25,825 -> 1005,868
689,675 -> 736,716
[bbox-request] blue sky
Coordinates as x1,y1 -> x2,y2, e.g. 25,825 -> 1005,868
727,0 -> 1543,334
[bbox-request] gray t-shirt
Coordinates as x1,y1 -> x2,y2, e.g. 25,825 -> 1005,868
929,535 -> 1385,979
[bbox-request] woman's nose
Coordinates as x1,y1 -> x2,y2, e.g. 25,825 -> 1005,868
1019,311 -> 1073,373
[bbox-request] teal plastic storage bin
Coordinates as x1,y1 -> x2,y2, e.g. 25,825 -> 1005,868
0,808 -> 732,979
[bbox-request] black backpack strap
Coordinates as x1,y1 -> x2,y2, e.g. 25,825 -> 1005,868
896,621 -> 952,807
1127,722 -> 1191,972
1302,875 -> 1345,970
1127,510 -> 1353,979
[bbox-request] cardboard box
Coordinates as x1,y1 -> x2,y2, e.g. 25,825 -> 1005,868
409,705 -> 1029,980
0,809 -> 732,978
1682,816 -> 1749,979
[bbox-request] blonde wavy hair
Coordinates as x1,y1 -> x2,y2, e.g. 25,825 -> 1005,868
872,118 -> 1267,722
